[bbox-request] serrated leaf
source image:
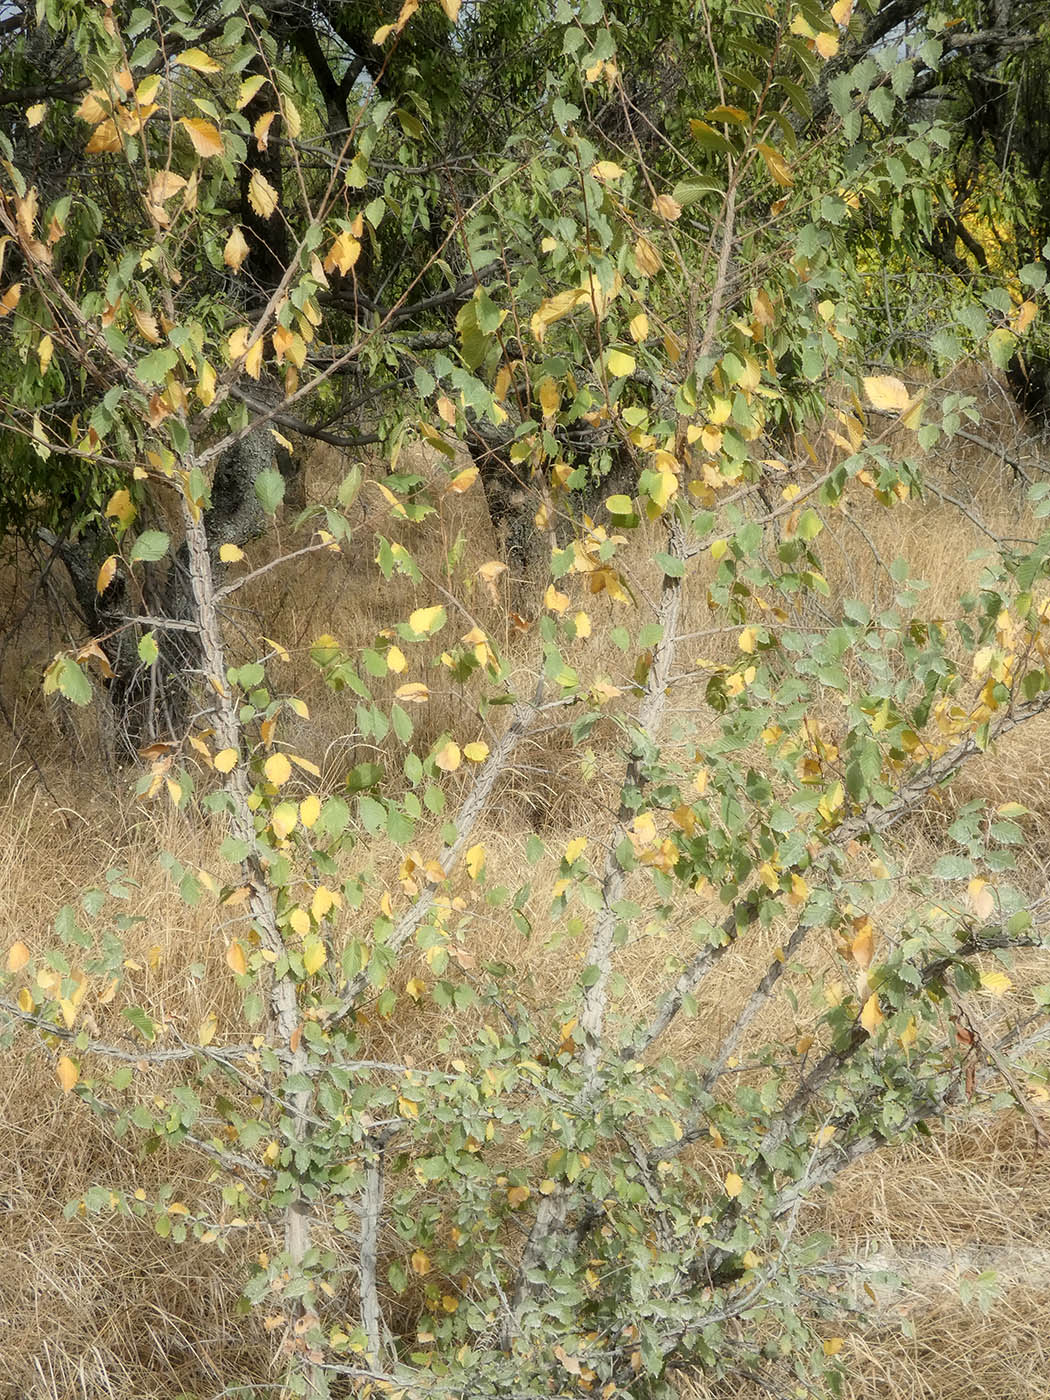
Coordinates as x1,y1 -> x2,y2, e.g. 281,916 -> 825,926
130,530 -> 169,564
863,374 -> 910,413
175,47 -> 221,72
180,117 -> 224,158
248,170 -> 279,218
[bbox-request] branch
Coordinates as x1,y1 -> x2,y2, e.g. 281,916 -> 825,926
328,688 -> 546,1025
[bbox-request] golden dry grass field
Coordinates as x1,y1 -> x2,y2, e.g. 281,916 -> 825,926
1,366 -> 1048,1400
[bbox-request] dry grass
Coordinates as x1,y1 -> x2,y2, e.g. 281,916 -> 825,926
2,371 -> 1050,1398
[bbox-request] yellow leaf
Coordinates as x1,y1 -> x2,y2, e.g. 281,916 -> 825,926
811,1124 -> 836,1148
968,878 -> 996,920
405,977 -> 426,1001
538,377 -> 561,418
175,47 -> 221,72
757,142 -> 793,188
814,30 -> 839,57
226,941 -> 248,976
408,604 -> 446,636
530,287 -> 588,341
224,226 -> 250,273
851,919 -> 875,971
447,466 -> 478,494
271,801 -> 298,839
219,543 -> 245,564
244,336 -> 264,380
410,1249 -> 430,1275
180,117 -> 224,158
289,754 -> 320,778
466,843 -> 485,879
213,748 -> 238,773
395,682 -> 430,703
323,229 -> 361,275
56,1055 -> 78,1093
463,741 -> 489,762
434,739 -> 461,772
629,312 -> 649,342
264,752 -> 292,786
565,836 -> 588,863
253,110 -> 277,150
1013,300 -> 1038,334
6,941 -> 30,973
634,235 -> 662,276
237,74 -> 267,109
652,193 -> 681,221
863,374 -> 910,413
544,584 -> 570,614
197,359 -> 216,406
860,993 -> 883,1034
831,0 -> 853,22
96,555 -> 118,594
979,969 -> 1012,997
724,1172 -> 743,1198
26,102 -> 46,128
311,885 -> 338,921
303,938 -> 326,975
591,160 -> 625,180
37,333 -> 53,374
0,282 -> 22,317
439,0 -> 461,17
507,1185 -> 530,1207
738,626 -> 758,654
823,1338 -> 844,1357
197,1013 -> 218,1046
247,170 -> 278,218
606,348 -> 636,377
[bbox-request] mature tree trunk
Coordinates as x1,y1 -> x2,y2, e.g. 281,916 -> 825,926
43,423 -> 301,757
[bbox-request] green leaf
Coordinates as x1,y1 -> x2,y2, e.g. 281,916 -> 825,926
130,530 -> 170,564
138,631 -> 159,665
254,467 -> 285,514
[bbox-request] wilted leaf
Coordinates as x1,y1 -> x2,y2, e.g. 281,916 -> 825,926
224,226 -> 250,272
96,555 -> 118,594
6,941 -> 30,973
226,940 -> 248,975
